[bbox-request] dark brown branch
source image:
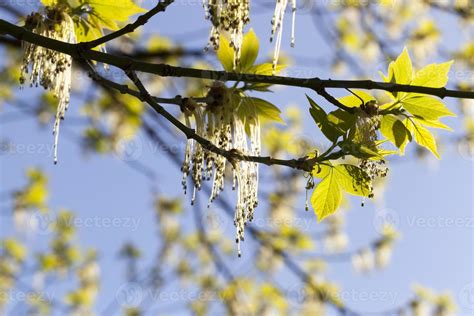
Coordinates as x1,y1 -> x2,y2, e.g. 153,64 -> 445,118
0,36 -> 205,61
1,19 -> 473,100
113,47 -> 205,59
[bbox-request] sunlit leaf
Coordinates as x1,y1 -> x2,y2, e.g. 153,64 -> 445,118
240,29 -> 259,71
217,35 -> 234,71
412,117 -> 453,131
407,119 -> 440,159
401,95 -> 455,121
87,0 -> 146,31
337,90 -> 375,108
380,114 -> 411,154
334,164 -> 371,197
412,61 -> 453,88
307,95 -> 344,142
239,97 -> 284,124
311,169 -> 342,222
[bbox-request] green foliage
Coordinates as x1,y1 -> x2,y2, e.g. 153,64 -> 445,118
406,118 -> 441,159
311,168 -> 342,222
217,29 -> 286,91
41,0 -> 146,44
217,29 -> 259,72
237,96 -> 285,125
308,96 -> 347,142
380,48 -> 455,158
311,163 -> 372,221
14,168 -> 48,212
380,114 -> 411,154
1,239 -> 27,262
338,90 -> 375,108
215,30 -> 285,126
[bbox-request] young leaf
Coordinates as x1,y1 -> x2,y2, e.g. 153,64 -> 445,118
239,29 -> 259,71
312,164 -> 332,179
307,96 -> 344,142
249,63 -> 286,76
74,17 -> 103,43
412,117 -> 453,131
380,48 -> 413,99
239,97 -> 284,124
311,169 -> 342,222
412,61 -> 453,88
334,164 -> 371,197
380,114 -> 411,154
326,109 -> 357,137
391,47 -> 413,85
407,119 -> 441,159
401,95 -> 455,121
381,48 -> 412,86
217,35 -> 234,71
87,0 -> 146,31
337,90 -> 376,108
41,0 -> 59,5
246,63 -> 286,91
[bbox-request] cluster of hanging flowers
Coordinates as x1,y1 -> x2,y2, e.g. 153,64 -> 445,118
203,0 -> 296,73
20,6 -> 76,164
353,100 -> 389,205
270,0 -> 296,73
203,0 -> 251,69
181,83 -> 260,257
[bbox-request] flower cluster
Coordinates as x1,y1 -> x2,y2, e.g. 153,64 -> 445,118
181,83 -> 260,256
271,0 -> 296,73
20,6 -> 76,164
203,0 -> 296,73
353,103 -> 388,204
203,0 -> 251,69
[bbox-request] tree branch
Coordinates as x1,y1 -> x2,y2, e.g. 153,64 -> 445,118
126,69 -> 316,171
1,19 -> 473,100
78,60 -> 316,171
